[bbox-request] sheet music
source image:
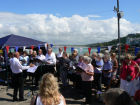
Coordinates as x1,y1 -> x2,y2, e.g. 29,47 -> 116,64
27,66 -> 38,73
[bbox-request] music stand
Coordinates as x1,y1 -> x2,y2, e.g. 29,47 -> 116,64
25,66 -> 38,97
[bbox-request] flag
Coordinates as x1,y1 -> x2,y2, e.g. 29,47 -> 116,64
71,47 -> 74,53
97,47 -> 100,53
108,46 -> 112,52
50,44 -> 53,48
4,49 -> 8,65
15,46 -> 19,52
0,50 -> 3,53
31,45 -> 34,50
135,48 -> 140,56
6,46 -> 10,53
80,48 -> 83,53
88,48 -> 91,55
38,45 -> 40,50
125,44 -> 129,53
64,46 -> 67,52
23,46 -> 26,51
44,43 -> 47,50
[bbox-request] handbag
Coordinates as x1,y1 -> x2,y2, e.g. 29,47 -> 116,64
126,66 -> 132,82
126,75 -> 132,82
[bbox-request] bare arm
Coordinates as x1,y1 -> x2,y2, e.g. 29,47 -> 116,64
135,63 -> 140,78
30,96 -> 36,105
62,95 -> 66,105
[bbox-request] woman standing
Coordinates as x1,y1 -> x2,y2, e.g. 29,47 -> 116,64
111,53 -> 118,80
93,53 -> 104,94
30,73 -> 66,105
120,54 -> 140,96
102,55 -> 112,90
81,56 -> 94,104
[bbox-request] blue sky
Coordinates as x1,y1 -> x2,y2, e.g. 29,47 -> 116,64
0,0 -> 140,44
0,0 -> 139,23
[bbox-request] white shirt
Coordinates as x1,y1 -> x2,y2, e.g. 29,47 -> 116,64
45,52 -> 56,64
19,55 -> 29,66
36,95 -> 64,105
36,54 -> 46,61
57,52 -> 63,58
10,57 -> 30,74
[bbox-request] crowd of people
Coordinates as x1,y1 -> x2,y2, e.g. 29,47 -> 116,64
0,46 -> 140,105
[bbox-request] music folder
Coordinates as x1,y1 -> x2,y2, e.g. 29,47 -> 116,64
76,66 -> 85,72
27,66 -> 38,73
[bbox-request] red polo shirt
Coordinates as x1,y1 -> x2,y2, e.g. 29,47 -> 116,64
120,60 -> 137,81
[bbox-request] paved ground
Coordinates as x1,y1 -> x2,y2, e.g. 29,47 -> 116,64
0,82 -> 104,105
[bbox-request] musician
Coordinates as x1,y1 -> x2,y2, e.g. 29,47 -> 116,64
34,49 -> 46,85
29,51 -> 37,65
45,47 -> 56,74
73,49 -> 79,62
19,51 -> 29,66
57,47 -> 63,58
102,54 -> 112,90
10,52 -> 31,101
59,52 -> 70,87
56,48 -> 63,81
81,56 -> 94,104
68,52 -> 78,84
36,49 -> 45,61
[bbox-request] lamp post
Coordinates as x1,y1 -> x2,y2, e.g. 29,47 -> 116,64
114,0 -> 123,71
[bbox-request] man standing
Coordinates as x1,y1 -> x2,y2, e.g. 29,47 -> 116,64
45,47 -> 56,64
45,47 -> 56,74
56,48 -> 63,81
10,52 -> 30,101
57,48 -> 63,58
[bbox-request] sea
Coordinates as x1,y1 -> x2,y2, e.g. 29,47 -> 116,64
52,46 -> 97,55
9,46 -> 98,55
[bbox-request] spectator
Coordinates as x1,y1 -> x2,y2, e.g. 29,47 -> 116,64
120,54 -> 140,96
30,73 -> 66,105
103,88 -> 137,105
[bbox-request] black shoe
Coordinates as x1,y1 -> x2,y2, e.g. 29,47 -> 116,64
82,102 -> 90,105
19,98 -> 27,101
13,98 -> 18,102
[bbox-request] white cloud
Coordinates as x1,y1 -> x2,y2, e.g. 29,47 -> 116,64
0,12 -> 140,45
87,14 -> 101,18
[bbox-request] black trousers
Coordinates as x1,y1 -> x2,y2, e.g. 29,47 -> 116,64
35,65 -> 55,86
56,63 -> 61,79
12,73 -> 24,99
93,73 -> 102,91
46,65 -> 55,74
82,81 -> 93,103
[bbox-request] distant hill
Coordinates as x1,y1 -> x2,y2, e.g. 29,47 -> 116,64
88,33 -> 140,47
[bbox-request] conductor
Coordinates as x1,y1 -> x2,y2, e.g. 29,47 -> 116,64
10,52 -> 31,101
